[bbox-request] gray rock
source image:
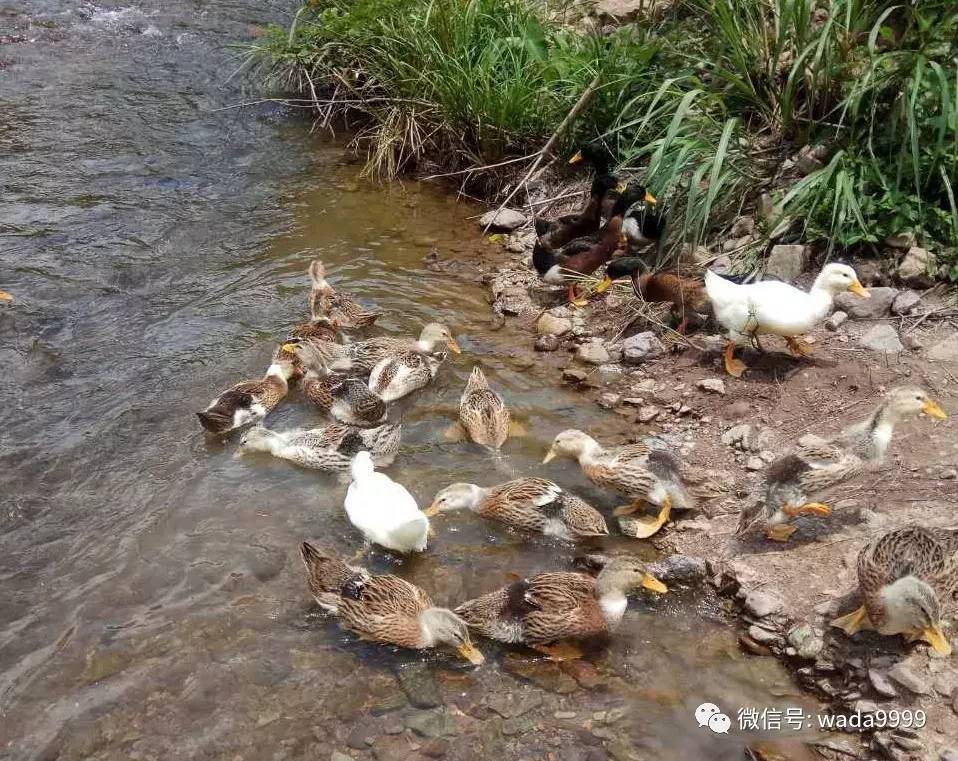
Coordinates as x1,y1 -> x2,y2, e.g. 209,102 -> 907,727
696,378 -> 726,395
941,750 -> 958,761
562,367 -> 589,384
594,0 -> 651,22
891,289 -> 922,315
765,244 -> 810,282
597,393 -> 621,409
745,456 -> 765,471
825,310 -> 848,331
537,312 -> 572,336
929,334 -> 958,362
332,753 -> 356,761
622,331 -> 664,364
637,405 -> 660,423
486,692 -> 543,719
479,208 -> 526,231
744,590 -> 784,618
835,286 -> 898,317
529,284 -> 568,307
406,708 -> 455,738
721,423 -> 752,448
710,255 -> 733,275
868,669 -> 899,698
534,334 -> 560,352
853,699 -> 881,715
786,624 -> 824,659
795,145 -> 827,175
748,625 -> 782,645
887,663 -> 932,694
346,725 -> 376,749
647,554 -> 708,584
897,246 -> 935,287
500,716 -> 534,736
859,324 -> 904,353
730,216 -> 755,238
577,340 -> 611,365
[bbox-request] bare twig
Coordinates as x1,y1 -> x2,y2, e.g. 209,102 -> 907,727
482,73 -> 603,233
420,153 -> 539,181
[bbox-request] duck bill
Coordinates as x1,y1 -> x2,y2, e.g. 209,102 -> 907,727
643,191 -> 657,205
280,342 -> 299,354
423,502 -> 441,517
0,290 -> 13,302
848,281 -> 870,298
641,573 -> 668,594
615,180 -> 628,194
542,447 -> 557,464
594,275 -> 614,294
568,150 -> 584,165
446,337 -> 462,354
922,400 -> 947,420
921,625 -> 952,655
457,641 -> 485,665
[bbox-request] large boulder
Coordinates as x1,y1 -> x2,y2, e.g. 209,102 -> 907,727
765,244 -> 810,282
897,246 -> 935,287
834,286 -> 898,318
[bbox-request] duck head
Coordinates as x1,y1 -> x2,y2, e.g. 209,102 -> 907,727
425,483 -> 483,516
813,263 -> 869,298
419,323 -> 460,354
883,386 -> 947,421
595,555 -> 668,596
419,608 -> 485,665
879,575 -> 950,655
542,429 -> 598,463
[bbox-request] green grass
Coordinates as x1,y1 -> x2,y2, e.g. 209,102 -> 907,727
247,0 -> 958,279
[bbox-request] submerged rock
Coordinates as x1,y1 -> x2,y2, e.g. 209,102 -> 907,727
395,662 -> 443,708
534,334 -> 560,352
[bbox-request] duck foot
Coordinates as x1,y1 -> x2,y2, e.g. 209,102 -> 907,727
723,342 -> 747,377
783,502 -> 831,518
766,523 -> 797,542
531,641 -> 583,661
785,336 -> 815,356
831,605 -> 871,635
619,501 -> 672,539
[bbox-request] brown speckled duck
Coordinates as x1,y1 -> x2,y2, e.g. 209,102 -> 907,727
239,422 -> 401,471
454,556 -> 666,659
832,525 -> 958,655
300,542 -> 484,664
307,259 -> 380,328
300,368 -> 386,427
426,477 -> 608,540
458,366 -> 512,450
368,350 -> 446,402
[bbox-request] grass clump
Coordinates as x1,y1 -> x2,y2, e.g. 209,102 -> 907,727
248,0 -> 958,278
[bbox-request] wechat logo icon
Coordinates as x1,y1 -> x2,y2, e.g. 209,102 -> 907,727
695,702 -> 731,734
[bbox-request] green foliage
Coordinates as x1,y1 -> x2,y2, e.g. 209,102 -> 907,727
247,0 -> 958,276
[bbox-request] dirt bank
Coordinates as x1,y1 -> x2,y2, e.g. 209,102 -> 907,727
457,218 -> 958,761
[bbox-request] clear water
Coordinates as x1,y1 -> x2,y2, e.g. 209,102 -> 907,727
0,3 -> 822,759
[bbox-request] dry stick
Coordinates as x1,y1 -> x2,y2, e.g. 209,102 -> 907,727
904,306 -> 958,334
420,153 -> 539,181
482,73 -> 603,234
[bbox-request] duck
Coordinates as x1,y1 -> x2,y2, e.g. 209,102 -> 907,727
596,258 -> 710,333
621,189 -> 664,249
457,366 -> 512,450
426,477 -> 608,540
368,350 -> 446,403
197,358 -> 296,435
705,262 -> 869,377
300,542 -> 484,664
454,555 -> 666,659
543,430 -> 700,538
736,387 -> 947,542
831,525 -> 956,655
239,422 -> 401,471
568,141 -> 621,219
534,173 -> 622,252
344,451 -> 430,553
533,183 -> 649,305
300,368 -> 386,426
282,322 -> 460,376
307,259 -> 380,328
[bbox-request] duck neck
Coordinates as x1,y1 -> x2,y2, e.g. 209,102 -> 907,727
594,574 -> 629,628
264,363 -> 292,391
807,275 -> 840,321
575,438 -> 603,466
468,485 -> 491,512
859,401 -> 899,463
413,338 -> 434,353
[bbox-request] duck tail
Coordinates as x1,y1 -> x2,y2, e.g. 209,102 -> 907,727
307,259 -> 327,286
532,240 -> 557,277
464,365 -> 489,396
196,408 -> 231,434
300,541 -> 352,595
703,268 -> 741,302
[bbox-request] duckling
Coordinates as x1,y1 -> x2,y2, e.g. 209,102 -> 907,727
533,184 -> 649,305
543,430 -> 699,538
737,387 -> 947,542
535,173 -> 622,251
300,368 -> 386,426
705,262 -> 869,377
196,359 -> 296,435
596,258 -> 710,333
368,350 -> 446,403
300,542 -> 484,664
454,555 -> 666,659
307,259 -> 380,328
426,478 -> 608,540
283,322 -> 460,376
238,422 -> 401,471
457,366 -> 512,450
832,525 -> 957,655
345,451 -> 430,553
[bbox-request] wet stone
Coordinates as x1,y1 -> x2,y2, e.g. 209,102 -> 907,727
503,653 -> 578,694
534,334 -> 561,352
868,669 -> 898,698
648,554 -> 708,584
744,590 -> 784,618
405,707 -> 455,738
331,753 -> 356,761
421,738 -> 451,758
562,367 -> 589,384
748,625 -> 781,645
395,663 -> 443,708
486,691 -> 543,719
346,725 -> 377,749
500,716 -> 534,736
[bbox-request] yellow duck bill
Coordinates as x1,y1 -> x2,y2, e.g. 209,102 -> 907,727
446,337 -> 462,354
922,400 -> 947,419
848,281 -> 870,298
542,447 -> 556,464
457,641 -> 485,665
641,573 -> 668,594
921,624 -> 952,655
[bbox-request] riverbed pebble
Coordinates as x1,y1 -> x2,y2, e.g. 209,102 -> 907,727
577,340 -> 611,365
534,334 -> 560,352
887,662 -> 932,695
744,590 -> 784,618
537,312 -> 572,336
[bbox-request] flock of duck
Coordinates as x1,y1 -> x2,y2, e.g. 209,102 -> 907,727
192,147 -> 956,668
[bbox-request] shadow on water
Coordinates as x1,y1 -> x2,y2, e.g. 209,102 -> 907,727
0,3 -> 825,760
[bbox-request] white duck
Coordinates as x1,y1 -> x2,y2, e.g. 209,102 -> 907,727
705,262 -> 869,377
344,451 -> 430,553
